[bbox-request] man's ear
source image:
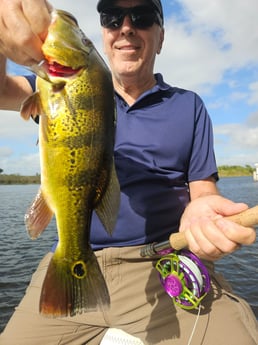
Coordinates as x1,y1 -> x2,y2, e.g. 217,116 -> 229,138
157,28 -> 164,54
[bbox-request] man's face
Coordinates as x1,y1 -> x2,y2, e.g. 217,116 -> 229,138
101,0 -> 164,81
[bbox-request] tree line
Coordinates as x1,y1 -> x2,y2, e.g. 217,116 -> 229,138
0,165 -> 255,184
217,165 -> 254,177
0,172 -> 40,184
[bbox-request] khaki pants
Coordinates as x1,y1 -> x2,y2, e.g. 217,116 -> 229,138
0,246 -> 257,345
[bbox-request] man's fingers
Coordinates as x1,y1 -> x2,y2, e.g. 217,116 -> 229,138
216,219 -> 256,245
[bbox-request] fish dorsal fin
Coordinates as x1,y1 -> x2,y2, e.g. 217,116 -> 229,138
25,188 -> 54,239
95,160 -> 120,235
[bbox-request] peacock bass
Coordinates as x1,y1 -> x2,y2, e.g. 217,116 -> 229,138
21,9 -> 120,317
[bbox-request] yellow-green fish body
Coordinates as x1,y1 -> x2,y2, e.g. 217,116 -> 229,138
21,10 -> 120,317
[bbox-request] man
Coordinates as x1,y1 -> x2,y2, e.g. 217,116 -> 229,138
0,0 -> 257,344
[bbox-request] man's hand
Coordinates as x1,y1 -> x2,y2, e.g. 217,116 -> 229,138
0,0 -> 52,65
178,195 -> 256,261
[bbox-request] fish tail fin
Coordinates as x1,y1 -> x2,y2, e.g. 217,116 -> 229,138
39,249 -> 110,317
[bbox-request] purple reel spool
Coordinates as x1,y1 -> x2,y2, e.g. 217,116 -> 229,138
156,249 -> 211,310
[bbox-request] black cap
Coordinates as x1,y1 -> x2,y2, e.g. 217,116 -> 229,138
97,0 -> 164,25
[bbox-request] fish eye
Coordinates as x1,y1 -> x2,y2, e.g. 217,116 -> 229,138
79,30 -> 91,46
82,37 -> 90,46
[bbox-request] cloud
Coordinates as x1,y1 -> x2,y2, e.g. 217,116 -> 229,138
0,152 -> 40,175
156,0 -> 258,93
0,110 -> 39,174
156,17 -> 228,92
0,110 -> 38,139
215,123 -> 258,149
246,111 -> 258,127
0,146 -> 13,158
229,92 -> 248,103
179,0 -> 258,65
214,110 -> 258,165
248,82 -> 258,105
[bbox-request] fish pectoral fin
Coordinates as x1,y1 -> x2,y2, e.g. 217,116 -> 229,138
95,160 -> 120,235
40,249 -> 110,317
20,92 -> 42,120
24,188 -> 54,239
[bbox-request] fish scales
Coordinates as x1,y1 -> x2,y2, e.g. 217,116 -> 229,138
21,9 -> 120,317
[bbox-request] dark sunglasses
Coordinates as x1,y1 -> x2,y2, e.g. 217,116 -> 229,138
100,6 -> 163,30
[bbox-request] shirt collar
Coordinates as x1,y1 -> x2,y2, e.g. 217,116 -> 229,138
115,73 -> 171,110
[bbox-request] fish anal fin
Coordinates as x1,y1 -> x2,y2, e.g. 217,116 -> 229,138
95,160 -> 120,235
24,188 -> 54,239
40,249 -> 110,317
20,92 -> 42,121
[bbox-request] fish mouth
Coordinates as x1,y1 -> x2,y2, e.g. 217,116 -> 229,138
47,61 -> 82,77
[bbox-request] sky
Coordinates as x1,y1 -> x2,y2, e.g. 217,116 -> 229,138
0,0 -> 258,175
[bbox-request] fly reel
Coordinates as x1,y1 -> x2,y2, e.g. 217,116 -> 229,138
156,250 -> 211,310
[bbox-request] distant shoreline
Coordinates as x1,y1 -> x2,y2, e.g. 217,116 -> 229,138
0,174 -> 40,185
0,165 -> 254,184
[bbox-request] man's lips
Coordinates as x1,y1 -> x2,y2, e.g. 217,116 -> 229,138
117,44 -> 139,51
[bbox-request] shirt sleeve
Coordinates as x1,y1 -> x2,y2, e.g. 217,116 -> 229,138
187,94 -> 218,182
23,74 -> 39,123
24,74 -> 36,92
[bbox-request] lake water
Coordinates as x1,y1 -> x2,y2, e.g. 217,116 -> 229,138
0,177 -> 257,332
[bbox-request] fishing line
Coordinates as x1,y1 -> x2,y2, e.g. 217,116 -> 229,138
178,255 -> 204,296
187,304 -> 201,345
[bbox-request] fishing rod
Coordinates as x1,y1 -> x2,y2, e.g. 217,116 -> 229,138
140,205 -> 258,310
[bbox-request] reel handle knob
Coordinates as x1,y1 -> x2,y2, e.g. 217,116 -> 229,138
163,275 -> 183,297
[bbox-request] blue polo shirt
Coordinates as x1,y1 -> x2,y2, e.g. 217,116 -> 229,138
91,73 -> 218,249
25,73 -> 218,250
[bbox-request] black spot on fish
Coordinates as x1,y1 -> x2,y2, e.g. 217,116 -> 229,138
72,94 -> 95,111
66,169 -> 97,189
63,133 -> 93,149
72,261 -> 87,279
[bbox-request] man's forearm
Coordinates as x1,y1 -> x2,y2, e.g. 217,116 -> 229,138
189,177 -> 219,201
